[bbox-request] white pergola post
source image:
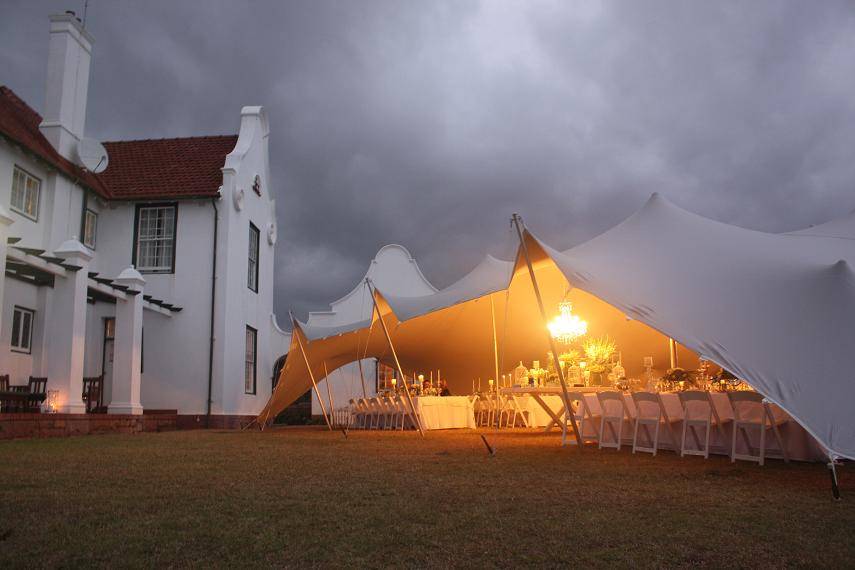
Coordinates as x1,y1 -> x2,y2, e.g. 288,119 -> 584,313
108,266 -> 145,415
49,239 -> 92,413
0,205 -> 14,330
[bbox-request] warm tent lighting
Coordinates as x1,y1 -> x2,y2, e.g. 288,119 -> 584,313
548,301 -> 588,344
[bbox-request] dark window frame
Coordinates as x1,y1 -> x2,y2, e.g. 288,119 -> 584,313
245,325 -> 257,395
10,305 -> 35,354
248,222 -> 260,293
132,202 -> 178,274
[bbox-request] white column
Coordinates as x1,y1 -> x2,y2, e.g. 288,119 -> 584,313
108,266 -> 145,415
48,239 -> 92,413
0,205 -> 14,330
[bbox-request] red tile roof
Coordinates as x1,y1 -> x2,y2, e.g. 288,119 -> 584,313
0,86 -> 111,198
0,85 -> 237,201
99,135 -> 237,200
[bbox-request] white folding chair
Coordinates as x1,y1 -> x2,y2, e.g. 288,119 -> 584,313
678,391 -> 713,458
498,396 -> 522,428
391,395 -> 407,430
631,392 -> 664,456
368,397 -> 384,429
597,391 -> 630,450
728,392 -> 789,465
562,391 -> 600,446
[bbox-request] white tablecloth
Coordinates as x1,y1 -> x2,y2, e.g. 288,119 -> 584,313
413,396 -> 476,430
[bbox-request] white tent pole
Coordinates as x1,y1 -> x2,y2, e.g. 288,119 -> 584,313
669,338 -> 678,369
323,361 -> 336,428
366,279 -> 425,437
511,214 -> 583,447
491,294 -> 501,431
290,315 -> 332,431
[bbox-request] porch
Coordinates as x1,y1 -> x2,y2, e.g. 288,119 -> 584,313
1,211 -> 182,416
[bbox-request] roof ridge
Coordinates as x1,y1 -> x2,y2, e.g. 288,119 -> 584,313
103,134 -> 238,144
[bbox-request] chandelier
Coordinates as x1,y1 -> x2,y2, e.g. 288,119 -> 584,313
548,301 -> 588,344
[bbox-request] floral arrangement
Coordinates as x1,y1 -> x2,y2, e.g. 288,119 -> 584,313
582,336 -> 617,373
658,367 -> 696,391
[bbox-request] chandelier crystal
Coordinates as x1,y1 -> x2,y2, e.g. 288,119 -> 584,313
548,301 -> 588,344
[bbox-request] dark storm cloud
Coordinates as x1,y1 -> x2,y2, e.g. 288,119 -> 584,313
3,1 -> 855,320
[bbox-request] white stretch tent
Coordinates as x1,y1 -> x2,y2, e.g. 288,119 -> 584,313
260,194 -> 855,461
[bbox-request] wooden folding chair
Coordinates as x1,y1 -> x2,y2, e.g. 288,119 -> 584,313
82,376 -> 104,414
597,391 -> 630,450
728,392 -> 789,465
28,376 -> 48,394
678,391 -> 713,458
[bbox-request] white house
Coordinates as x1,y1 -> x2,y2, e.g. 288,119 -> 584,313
303,244 -> 436,417
0,13 -> 289,427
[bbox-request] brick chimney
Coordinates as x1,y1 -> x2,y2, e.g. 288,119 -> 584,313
39,12 -> 94,160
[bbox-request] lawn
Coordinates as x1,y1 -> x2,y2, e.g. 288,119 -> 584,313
0,427 -> 852,568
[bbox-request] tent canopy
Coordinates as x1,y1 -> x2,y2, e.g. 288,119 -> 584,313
261,194 -> 855,460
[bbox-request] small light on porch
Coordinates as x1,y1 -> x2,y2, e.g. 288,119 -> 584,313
46,390 -> 59,413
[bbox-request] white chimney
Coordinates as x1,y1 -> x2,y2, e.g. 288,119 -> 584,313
39,12 -> 94,160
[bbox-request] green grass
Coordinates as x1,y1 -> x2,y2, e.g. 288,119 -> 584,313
0,427 -> 852,568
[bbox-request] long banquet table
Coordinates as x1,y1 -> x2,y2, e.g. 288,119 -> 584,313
501,387 -> 825,462
412,396 -> 476,430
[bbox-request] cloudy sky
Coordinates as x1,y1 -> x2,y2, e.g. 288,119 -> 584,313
2,1 -> 854,319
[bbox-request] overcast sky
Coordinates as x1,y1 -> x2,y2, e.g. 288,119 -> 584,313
2,1 -> 855,319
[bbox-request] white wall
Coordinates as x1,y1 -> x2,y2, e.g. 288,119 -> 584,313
212,107 -> 283,417
84,200 -> 216,414
0,139 -> 88,253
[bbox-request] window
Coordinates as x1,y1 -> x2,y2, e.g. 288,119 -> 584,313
245,326 -> 257,394
11,166 -> 40,220
134,204 -> 176,273
83,209 -> 97,249
248,223 -> 260,292
10,306 -> 35,354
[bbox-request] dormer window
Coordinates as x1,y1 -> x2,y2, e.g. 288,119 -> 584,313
10,166 -> 40,220
134,204 -> 177,273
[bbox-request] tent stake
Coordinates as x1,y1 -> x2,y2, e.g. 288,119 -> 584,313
323,361 -> 336,428
291,315 -> 332,431
366,279 -> 425,437
511,213 -> 584,448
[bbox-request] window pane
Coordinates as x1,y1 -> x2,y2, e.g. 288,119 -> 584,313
84,210 -> 97,248
20,312 -> 31,350
245,327 -> 256,394
248,225 -> 259,291
136,206 -> 175,271
11,168 -> 39,219
11,169 -> 24,211
11,309 -> 21,347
